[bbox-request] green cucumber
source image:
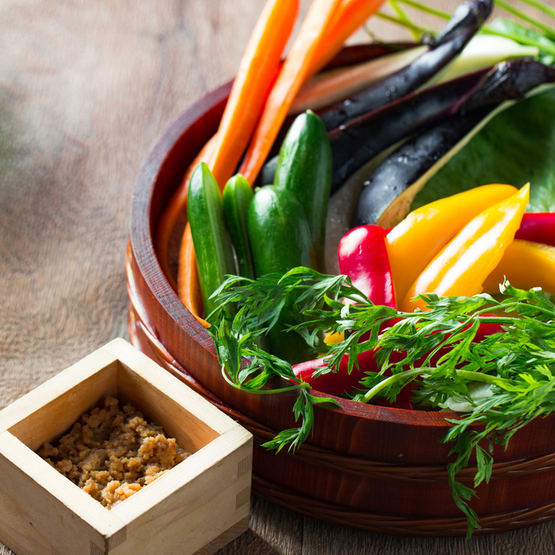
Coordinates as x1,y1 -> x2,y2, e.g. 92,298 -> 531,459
247,186 -> 314,363
274,110 -> 332,272
222,175 -> 255,279
247,186 -> 314,276
187,162 -> 235,318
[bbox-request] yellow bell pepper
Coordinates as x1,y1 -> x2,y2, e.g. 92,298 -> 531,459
324,330 -> 344,345
483,239 -> 555,296
386,184 -> 517,304
401,184 -> 530,312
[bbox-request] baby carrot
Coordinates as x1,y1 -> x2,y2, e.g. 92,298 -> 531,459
209,0 -> 299,188
309,0 -> 388,77
155,135 -> 217,290
238,0 -> 343,185
177,223 -> 209,328
157,0 -> 298,295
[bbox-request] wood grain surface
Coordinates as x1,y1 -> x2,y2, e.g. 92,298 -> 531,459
1,0 -> 555,553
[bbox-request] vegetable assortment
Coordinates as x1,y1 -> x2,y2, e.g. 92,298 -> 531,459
187,110 -> 333,361
155,0 -> 555,537
208,188 -> 552,534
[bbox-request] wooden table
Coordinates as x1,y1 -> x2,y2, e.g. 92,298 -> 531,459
1,0 -> 554,553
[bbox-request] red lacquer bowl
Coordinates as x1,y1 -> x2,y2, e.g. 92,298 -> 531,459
127,54 -> 555,536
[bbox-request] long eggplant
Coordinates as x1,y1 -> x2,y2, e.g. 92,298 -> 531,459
427,0 -> 491,46
317,0 -> 492,132
259,0 -> 492,188
460,59 -> 555,112
328,68 -> 490,193
353,108 -> 493,228
353,60 -> 555,228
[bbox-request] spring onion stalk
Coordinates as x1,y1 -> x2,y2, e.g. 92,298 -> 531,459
375,11 -> 429,35
426,34 -> 539,85
482,25 -> 555,57
393,0 -> 451,20
380,0 -> 555,59
388,0 -> 422,40
520,0 -> 555,20
494,0 -> 555,39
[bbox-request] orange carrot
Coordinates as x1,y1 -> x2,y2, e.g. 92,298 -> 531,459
170,0 -> 298,318
178,223 -> 209,328
209,0 -> 299,189
171,0 -> 388,315
309,0 -> 388,77
238,0 -> 344,185
155,134 -> 217,290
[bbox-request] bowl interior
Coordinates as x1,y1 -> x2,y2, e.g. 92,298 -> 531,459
128,56 -> 555,465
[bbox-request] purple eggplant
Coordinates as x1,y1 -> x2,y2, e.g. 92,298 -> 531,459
317,0 -> 493,132
353,60 -> 555,228
352,108 -> 493,228
259,0 -> 492,188
328,68 -> 490,193
427,0 -> 492,46
460,59 -> 555,112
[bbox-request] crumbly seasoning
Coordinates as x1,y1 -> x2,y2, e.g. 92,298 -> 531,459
37,396 -> 191,509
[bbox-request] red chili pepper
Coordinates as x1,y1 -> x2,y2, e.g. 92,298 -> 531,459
338,224 -> 397,308
293,347 -> 415,409
425,317 -> 503,366
515,213 -> 555,247
473,319 -> 504,341
293,349 -> 376,395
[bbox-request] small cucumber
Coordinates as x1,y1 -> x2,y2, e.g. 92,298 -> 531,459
274,110 -> 332,272
187,163 -> 235,318
223,175 -> 255,279
247,185 -> 314,363
247,185 -> 314,276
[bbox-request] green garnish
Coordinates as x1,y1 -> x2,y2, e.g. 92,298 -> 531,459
208,268 -> 555,538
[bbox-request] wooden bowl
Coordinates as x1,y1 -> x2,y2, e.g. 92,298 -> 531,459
127,55 -> 555,536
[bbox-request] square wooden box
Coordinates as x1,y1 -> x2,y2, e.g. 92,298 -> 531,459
0,338 -> 253,555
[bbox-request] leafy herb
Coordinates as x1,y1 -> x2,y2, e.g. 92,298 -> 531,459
209,268 -> 555,537
208,269 -> 349,451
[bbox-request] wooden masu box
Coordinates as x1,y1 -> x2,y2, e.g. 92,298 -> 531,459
0,338 -> 253,555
